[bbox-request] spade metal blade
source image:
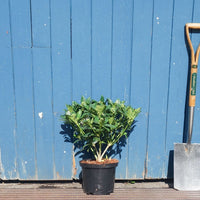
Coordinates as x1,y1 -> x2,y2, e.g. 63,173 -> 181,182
174,143 -> 200,191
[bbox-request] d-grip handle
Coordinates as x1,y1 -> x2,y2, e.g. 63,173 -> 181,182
186,23 -> 200,29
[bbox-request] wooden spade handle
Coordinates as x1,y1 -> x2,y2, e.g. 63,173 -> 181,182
185,23 -> 200,107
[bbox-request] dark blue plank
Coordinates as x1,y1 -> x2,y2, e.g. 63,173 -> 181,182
146,0 -> 174,178
32,48 -> 54,179
31,0 -> 50,47
111,0 -> 134,178
0,0 -> 11,48
0,47 -> 17,179
13,48 -> 36,179
92,0 -> 112,99
128,0 -> 153,179
72,0 -> 92,178
166,0 -> 194,178
9,0 -> 31,47
51,0 -> 72,179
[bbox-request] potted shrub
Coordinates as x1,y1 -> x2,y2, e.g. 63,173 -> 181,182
61,96 -> 140,195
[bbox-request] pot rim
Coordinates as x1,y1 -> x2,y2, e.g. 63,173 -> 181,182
80,159 -> 118,169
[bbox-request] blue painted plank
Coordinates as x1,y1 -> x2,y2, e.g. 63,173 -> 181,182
12,48 -> 36,180
32,48 -> 54,179
111,0 -> 134,179
146,0 -> 174,178
9,0 -> 31,47
50,0 -> 72,179
9,0 -> 36,180
0,0 -> 11,48
92,0 -> 112,100
111,0 -> 133,103
72,0 -> 92,178
128,0 -> 153,179
72,0 -> 92,101
0,48 -> 17,179
0,0 -> 17,179
166,0 -> 194,178
31,0 -> 50,47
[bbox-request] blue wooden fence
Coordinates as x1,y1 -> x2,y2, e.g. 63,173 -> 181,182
0,0 -> 200,180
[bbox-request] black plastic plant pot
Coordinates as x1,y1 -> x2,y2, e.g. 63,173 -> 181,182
80,160 -> 118,195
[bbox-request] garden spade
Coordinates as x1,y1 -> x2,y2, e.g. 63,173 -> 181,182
174,23 -> 200,191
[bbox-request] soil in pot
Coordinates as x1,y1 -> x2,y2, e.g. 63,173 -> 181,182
80,159 -> 118,195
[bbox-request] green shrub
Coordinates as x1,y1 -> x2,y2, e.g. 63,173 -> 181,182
61,96 -> 140,162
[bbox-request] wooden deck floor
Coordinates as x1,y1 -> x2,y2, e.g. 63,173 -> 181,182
0,182 -> 200,200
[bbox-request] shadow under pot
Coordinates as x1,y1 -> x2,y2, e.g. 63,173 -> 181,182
80,159 -> 118,195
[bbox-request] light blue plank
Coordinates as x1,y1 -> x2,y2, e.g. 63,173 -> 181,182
0,0 -> 11,48
166,0 -> 194,178
51,0 -> 72,179
9,0 -> 31,47
128,0 -> 153,179
32,48 -> 54,179
13,48 -> 36,180
111,0 -> 134,179
0,48 -> 17,179
146,0 -> 174,178
31,0 -> 50,47
72,0 -> 92,178
92,0 -> 112,100
190,0 -> 200,144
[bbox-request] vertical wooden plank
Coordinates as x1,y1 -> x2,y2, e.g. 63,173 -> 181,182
51,0 -> 72,179
92,0 -> 112,100
111,0 -> 134,178
0,47 -> 17,179
146,0 -> 174,178
12,49 -> 36,179
112,0 -> 133,103
72,0 -> 92,178
31,0 -> 54,180
0,0 -> 18,180
9,0 -> 36,180
9,0 -> 31,47
72,0 -> 92,100
32,48 -> 54,179
166,0 -> 194,178
0,0 -> 11,48
31,0 -> 50,47
128,0 -> 153,179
